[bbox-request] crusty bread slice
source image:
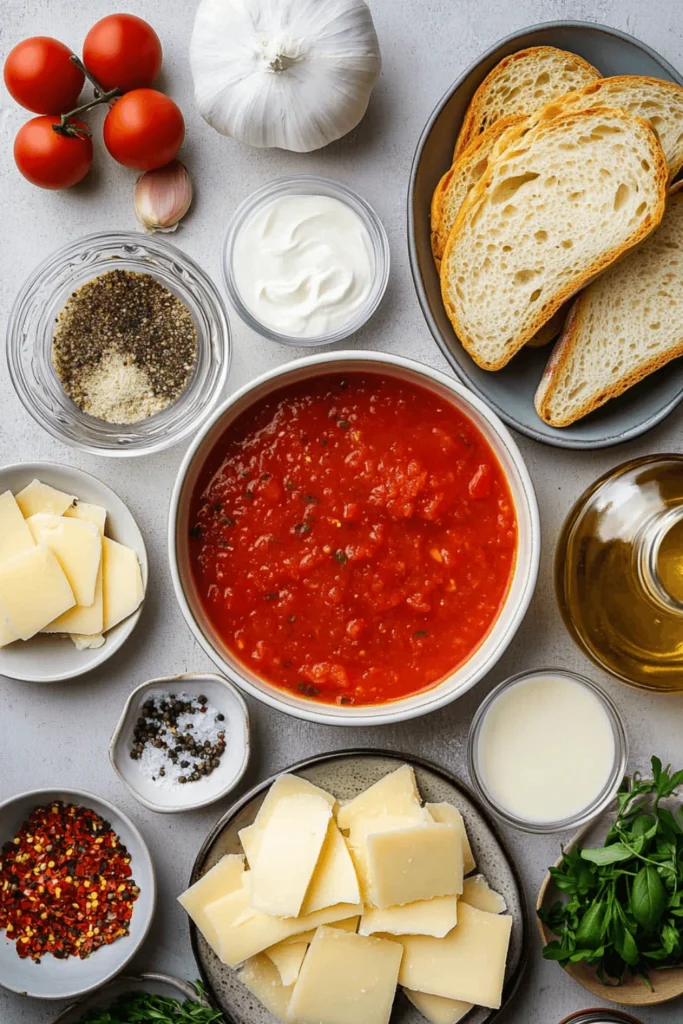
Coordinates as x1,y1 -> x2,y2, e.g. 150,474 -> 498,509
454,46 -> 600,159
441,107 -> 668,371
536,76 -> 683,181
535,184 -> 683,426
525,304 -> 568,347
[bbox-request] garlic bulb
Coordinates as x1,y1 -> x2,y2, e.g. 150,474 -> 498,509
134,160 -> 193,233
190,0 -> 382,153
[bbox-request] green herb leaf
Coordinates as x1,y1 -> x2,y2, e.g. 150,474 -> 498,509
632,866 -> 667,931
581,843 -> 633,866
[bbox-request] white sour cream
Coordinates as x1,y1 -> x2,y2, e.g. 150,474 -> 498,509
232,194 -> 375,338
477,673 -> 616,823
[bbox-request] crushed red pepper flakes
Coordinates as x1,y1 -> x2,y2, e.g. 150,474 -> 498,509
0,802 -> 139,963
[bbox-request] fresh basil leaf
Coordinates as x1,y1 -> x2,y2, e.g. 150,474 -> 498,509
575,899 -> 606,949
631,865 -> 667,931
614,926 -> 639,966
581,843 -> 633,866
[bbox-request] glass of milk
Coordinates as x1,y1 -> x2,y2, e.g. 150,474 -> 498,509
467,669 -> 628,833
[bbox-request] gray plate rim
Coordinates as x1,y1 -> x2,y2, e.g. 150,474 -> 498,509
188,747 -> 530,1024
407,20 -> 683,449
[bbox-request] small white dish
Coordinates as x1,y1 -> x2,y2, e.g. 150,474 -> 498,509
109,673 -> 250,814
0,788 -> 155,1001
0,461 -> 148,683
51,971 -> 204,1022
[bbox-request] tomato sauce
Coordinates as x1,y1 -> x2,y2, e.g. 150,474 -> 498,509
188,373 -> 517,706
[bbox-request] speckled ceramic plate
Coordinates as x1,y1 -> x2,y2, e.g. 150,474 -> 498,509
408,21 -> 683,449
188,749 -> 530,1024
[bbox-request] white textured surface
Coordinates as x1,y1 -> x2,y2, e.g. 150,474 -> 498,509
1,1 -> 682,1021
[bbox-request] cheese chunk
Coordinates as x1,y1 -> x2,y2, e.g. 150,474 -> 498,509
250,792 -> 332,917
0,544 -> 75,640
15,479 -> 75,518
281,916 -> 359,946
396,903 -> 512,1008
71,633 -> 105,650
366,823 -> 463,908
338,764 -> 430,832
240,954 -> 295,1023
0,490 -> 35,562
301,821 -> 360,915
266,939 -> 308,986
288,926 -> 402,1024
348,812 -> 431,906
427,803 -> 476,875
461,875 -> 506,915
360,895 -> 458,938
240,774 -> 336,867
65,500 -> 107,533
27,514 -> 101,607
404,989 -> 472,1024
45,502 -> 106,636
0,610 -> 18,649
178,854 -> 245,956
102,536 -> 144,631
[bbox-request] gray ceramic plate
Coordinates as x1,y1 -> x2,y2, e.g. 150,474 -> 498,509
188,749 -> 529,1024
408,21 -> 683,449
51,972 -> 204,1023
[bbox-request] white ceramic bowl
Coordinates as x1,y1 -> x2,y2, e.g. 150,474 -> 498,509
168,352 -> 540,726
0,462 -> 148,683
51,972 -> 205,1023
0,788 -> 155,1000
109,673 -> 250,813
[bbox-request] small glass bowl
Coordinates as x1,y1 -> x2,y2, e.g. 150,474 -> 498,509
222,175 -> 390,347
467,668 -> 628,834
7,232 -> 231,457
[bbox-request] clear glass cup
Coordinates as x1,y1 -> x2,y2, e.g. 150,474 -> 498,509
222,175 -> 390,347
7,232 -> 231,457
467,668 -> 628,834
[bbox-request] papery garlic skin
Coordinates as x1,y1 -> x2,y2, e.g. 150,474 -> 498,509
190,0 -> 382,153
134,160 -> 193,233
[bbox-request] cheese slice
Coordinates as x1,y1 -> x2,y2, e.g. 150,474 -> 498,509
348,812 -> 431,906
427,803 -> 476,875
280,916 -> 359,946
0,544 -> 75,640
403,989 -> 472,1024
64,500 -> 107,533
178,854 -> 245,956
288,926 -> 402,1024
0,609 -> 18,649
266,939 -> 308,986
250,792 -> 332,917
240,954 -> 296,1022
102,536 -> 144,631
396,903 -> 512,1008
461,874 -> 506,915
359,895 -> 458,938
337,764 -> 430,832
240,774 -> 337,867
301,820 -> 360,915
27,514 -> 101,607
45,501 -> 106,636
366,823 -> 463,908
15,479 -> 75,518
0,490 -> 35,562
71,633 -> 105,650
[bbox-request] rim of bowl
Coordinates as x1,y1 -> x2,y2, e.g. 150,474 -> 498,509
108,673 -> 251,814
406,19 -> 683,450
51,972 -> 206,1023
467,668 -> 629,834
0,787 -> 156,1000
168,350 -> 541,726
6,231 -> 231,458
221,175 -> 390,347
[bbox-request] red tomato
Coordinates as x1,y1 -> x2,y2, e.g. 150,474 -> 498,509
103,89 -> 184,171
14,116 -> 93,189
83,14 -> 162,93
4,37 -> 84,114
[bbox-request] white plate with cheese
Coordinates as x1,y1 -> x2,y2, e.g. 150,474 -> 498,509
0,462 -> 147,683
182,750 -> 529,1024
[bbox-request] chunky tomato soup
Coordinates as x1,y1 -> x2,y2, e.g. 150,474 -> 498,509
188,373 -> 517,706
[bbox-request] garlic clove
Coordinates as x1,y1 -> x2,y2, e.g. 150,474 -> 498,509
134,159 -> 193,233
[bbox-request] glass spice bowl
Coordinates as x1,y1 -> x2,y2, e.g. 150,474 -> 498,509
7,232 -> 231,457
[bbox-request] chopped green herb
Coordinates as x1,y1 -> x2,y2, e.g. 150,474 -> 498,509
297,681 -> 320,698
337,420 -> 350,430
334,549 -> 347,564
265,593 -> 279,601
320,437 -> 328,447
240,471 -> 249,478
75,982 -> 224,1023
294,522 -> 311,535
283,661 -> 292,669
189,524 -> 202,539
212,502 -> 223,512
219,516 -> 236,526
286,481 -> 295,490
261,473 -> 271,481
305,494 -> 319,504
413,630 -> 429,637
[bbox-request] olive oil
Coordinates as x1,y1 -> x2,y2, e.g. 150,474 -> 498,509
556,455 -> 683,691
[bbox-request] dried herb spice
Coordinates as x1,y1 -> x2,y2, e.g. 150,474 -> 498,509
52,269 -> 197,425
0,801 -> 139,962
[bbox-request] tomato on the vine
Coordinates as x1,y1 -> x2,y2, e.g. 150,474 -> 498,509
14,116 -> 93,190
4,37 -> 84,114
103,89 -> 184,171
83,14 -> 162,93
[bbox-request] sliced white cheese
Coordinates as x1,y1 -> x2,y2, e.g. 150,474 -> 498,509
337,764 -> 430,832
396,903 -> 512,1009
280,916 -> 359,946
178,854 -> 245,957
71,633 -> 105,650
45,501 -> 106,636
0,544 -> 75,640
0,490 -> 35,562
0,609 -> 18,649
64,500 -> 107,533
288,926 -> 402,1024
404,989 -> 473,1024
427,802 -> 476,875
240,954 -> 295,1023
266,939 -> 308,987
360,895 -> 458,938
102,536 -> 144,631
460,875 -> 506,915
15,479 -> 75,518
366,822 -> 463,908
240,774 -> 337,867
348,812 -> 431,906
27,513 -> 101,607
301,820 -> 360,915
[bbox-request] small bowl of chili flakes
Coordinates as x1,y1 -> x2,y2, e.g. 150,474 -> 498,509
169,351 -> 541,727
0,788 -> 155,1000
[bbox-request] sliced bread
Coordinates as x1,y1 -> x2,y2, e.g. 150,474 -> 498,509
536,76 -> 683,181
441,107 -> 668,371
453,46 -> 600,159
535,184 -> 683,426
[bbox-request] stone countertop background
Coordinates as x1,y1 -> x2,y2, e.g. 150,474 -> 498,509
1,0 -> 682,1021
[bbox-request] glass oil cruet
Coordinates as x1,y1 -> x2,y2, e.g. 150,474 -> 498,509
555,454 -> 683,691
